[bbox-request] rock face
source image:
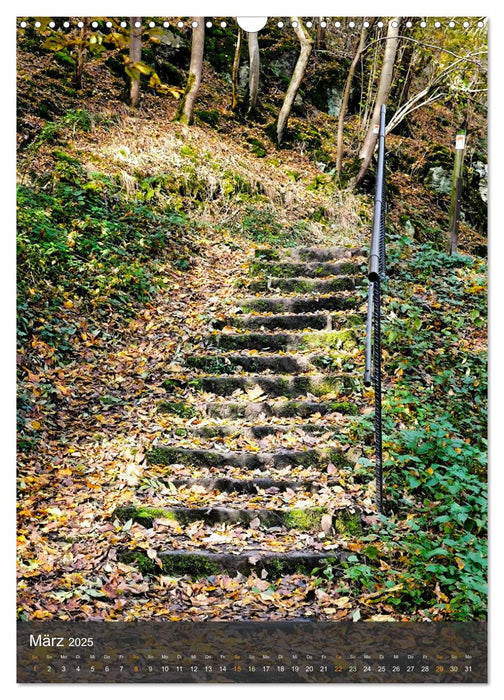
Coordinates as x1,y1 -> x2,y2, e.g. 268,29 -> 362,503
427,166 -> 452,195
474,161 -> 488,203
327,86 -> 343,117
115,244 -> 368,579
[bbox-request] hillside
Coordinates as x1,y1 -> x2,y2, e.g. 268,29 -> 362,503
16,17 -> 487,624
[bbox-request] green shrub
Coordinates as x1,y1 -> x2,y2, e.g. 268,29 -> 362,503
331,235 -> 487,620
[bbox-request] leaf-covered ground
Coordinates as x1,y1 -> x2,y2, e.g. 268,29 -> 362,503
16,229 -> 377,622
16,234 -> 371,622
17,228 -> 487,623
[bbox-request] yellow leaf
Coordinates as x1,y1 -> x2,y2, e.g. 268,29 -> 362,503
246,384 -> 265,400
334,596 -> 350,608
31,610 -> 53,620
63,300 -> 74,309
31,420 -> 41,430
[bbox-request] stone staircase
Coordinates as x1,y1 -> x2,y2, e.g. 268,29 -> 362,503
115,244 -> 368,579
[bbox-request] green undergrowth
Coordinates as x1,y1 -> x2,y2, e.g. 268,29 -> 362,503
17,150 -> 202,365
236,205 -> 311,247
332,234 -> 487,620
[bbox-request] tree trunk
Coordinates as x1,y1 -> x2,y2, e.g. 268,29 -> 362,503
276,18 -> 313,145
175,17 -> 205,125
247,31 -> 260,114
231,28 -> 242,110
316,19 -> 326,49
336,21 -> 370,176
129,17 -> 142,108
392,39 -> 415,106
360,26 -> 381,138
74,22 -> 87,89
354,17 -> 401,187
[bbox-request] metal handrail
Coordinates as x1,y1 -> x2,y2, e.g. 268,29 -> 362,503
364,104 -> 387,514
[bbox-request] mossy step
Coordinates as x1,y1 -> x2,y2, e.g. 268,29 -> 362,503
166,373 -> 358,398
115,504 -> 361,533
289,246 -> 366,262
157,400 -> 200,417
249,260 -> 359,278
185,353 -> 311,374
147,446 -> 354,469
120,547 -> 349,577
214,312 -> 339,331
204,399 -> 359,419
186,422 -> 340,439
247,276 -> 356,294
237,293 -> 358,314
211,328 -> 360,351
254,245 -> 365,263
146,475 -> 337,494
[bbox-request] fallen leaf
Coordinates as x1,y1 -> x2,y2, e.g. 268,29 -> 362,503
245,384 -> 265,400
320,514 -> 333,534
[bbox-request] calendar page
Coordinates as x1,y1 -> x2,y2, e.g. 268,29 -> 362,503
16,13 -> 488,683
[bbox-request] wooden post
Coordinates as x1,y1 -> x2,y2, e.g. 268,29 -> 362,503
448,129 -> 466,255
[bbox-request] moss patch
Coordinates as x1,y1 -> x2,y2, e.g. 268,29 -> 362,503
254,248 -> 280,260
247,137 -> 267,157
324,448 -> 354,468
157,401 -> 199,418
147,446 -> 226,468
115,505 -> 176,528
284,506 -> 328,530
301,329 -> 357,351
333,509 -> 362,536
161,553 -> 220,577
120,550 -> 158,575
239,298 -> 272,313
120,550 -> 220,577
194,109 -> 220,127
329,401 -> 359,416
185,355 -> 237,374
162,378 -> 185,391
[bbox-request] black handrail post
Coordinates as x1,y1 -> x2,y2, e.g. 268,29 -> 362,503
364,104 -> 386,514
373,278 -> 383,514
364,283 -> 374,387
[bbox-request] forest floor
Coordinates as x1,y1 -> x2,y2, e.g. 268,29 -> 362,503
17,229 -> 382,622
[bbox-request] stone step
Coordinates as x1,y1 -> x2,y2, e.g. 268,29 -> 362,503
182,422 -> 340,439
147,446 -> 354,469
254,245 -> 365,263
210,328 -> 359,352
169,431 -> 351,454
236,293 -> 357,314
249,260 -> 360,278
115,504 -> 361,533
214,312 -> 338,331
185,353 -> 311,374
120,547 -> 349,577
164,373 -> 358,398
291,246 -> 366,262
247,276 -> 356,294
203,399 -> 359,419
140,475 -> 337,494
